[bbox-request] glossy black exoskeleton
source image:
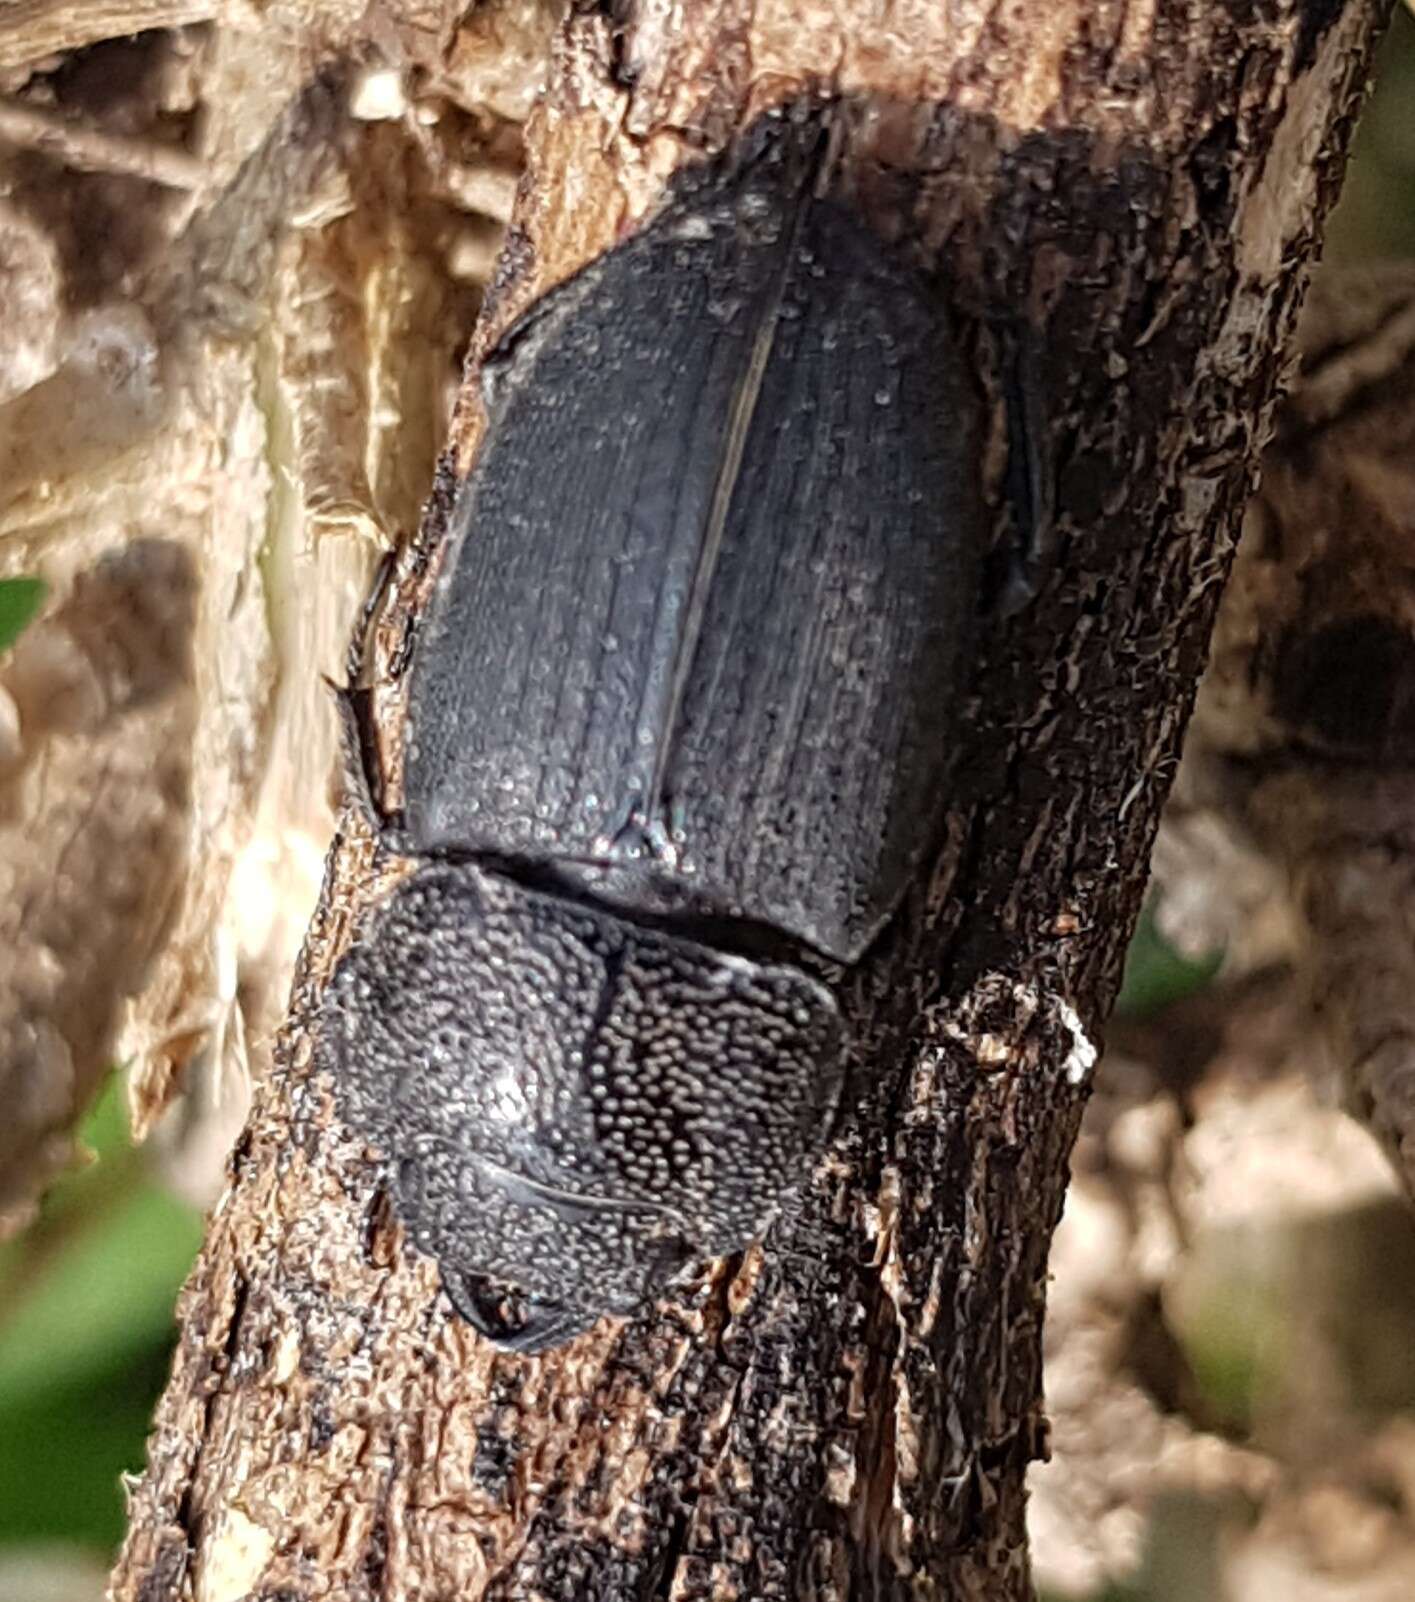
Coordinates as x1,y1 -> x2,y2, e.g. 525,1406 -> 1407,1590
316,107 -> 987,1350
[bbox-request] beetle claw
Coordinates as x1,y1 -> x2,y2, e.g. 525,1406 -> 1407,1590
442,1267 -> 594,1353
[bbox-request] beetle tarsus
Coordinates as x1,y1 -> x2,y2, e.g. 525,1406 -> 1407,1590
995,324 -> 1055,617
442,1268 -> 595,1353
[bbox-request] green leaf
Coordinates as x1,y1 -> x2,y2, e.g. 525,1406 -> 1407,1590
0,1180 -> 203,1407
0,1337 -> 175,1551
1116,902 -> 1224,1019
0,1076 -> 203,1553
0,1078 -> 203,1407
0,577 -> 46,654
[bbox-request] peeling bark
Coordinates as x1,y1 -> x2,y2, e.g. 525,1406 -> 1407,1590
0,19 -> 530,1222
0,3 -> 216,73
0,539 -> 197,1232
109,5 -> 1390,1601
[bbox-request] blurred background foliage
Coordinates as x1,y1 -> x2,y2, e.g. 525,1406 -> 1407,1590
0,10 -> 1411,1598
0,1080 -> 202,1553
1321,9 -> 1415,263
0,580 -> 45,654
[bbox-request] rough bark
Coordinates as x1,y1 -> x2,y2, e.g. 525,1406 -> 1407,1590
109,5 -> 1390,1602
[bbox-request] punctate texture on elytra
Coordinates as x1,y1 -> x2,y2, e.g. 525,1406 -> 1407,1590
317,107 -> 986,1350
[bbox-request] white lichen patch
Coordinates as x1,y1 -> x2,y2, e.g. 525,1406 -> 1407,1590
195,1504 -> 276,1602
1056,998 -> 1099,1086
270,1323 -> 301,1384
349,68 -> 407,122
941,973 -> 1097,1087
976,1032 -> 1017,1067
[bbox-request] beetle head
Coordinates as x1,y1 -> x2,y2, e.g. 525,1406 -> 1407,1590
317,861 -> 844,1349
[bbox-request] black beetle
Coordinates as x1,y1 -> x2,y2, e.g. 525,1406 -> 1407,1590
316,107 -> 988,1350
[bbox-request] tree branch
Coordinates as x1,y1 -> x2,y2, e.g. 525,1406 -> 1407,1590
110,5 -> 1391,1600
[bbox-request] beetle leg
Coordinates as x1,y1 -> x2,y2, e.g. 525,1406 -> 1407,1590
440,1266 -> 595,1353
492,1299 -> 600,1354
329,676 -> 391,831
344,544 -> 399,686
994,325 -> 1056,617
328,546 -> 407,838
